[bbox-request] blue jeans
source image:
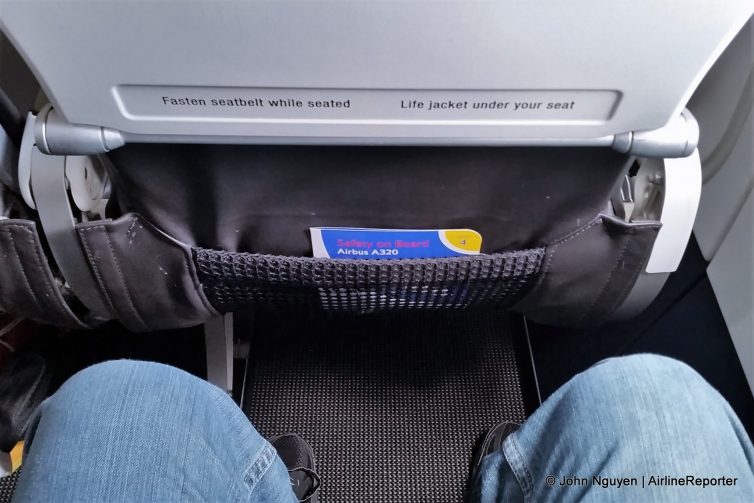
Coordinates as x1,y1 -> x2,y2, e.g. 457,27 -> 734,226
468,354 -> 754,502
12,355 -> 754,502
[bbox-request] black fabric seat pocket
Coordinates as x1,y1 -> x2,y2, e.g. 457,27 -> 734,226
69,212 -> 659,328
513,214 -> 662,327
0,219 -> 89,328
76,213 -> 219,331
94,146 -> 662,327
75,212 -> 545,324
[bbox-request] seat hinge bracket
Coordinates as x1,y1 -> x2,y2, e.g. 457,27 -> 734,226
19,112 -> 112,319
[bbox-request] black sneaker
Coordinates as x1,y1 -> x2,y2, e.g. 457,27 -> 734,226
269,433 -> 321,503
467,422 -> 520,497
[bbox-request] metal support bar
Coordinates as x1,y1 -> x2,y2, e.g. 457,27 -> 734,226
204,313 -> 234,394
34,104 -> 124,156
33,104 -> 701,159
29,147 -> 111,319
612,109 -> 700,159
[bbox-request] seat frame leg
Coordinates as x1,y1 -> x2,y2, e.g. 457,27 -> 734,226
204,313 -> 234,394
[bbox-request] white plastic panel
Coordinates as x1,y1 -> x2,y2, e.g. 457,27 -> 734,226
693,20 -> 754,261
708,189 -> 754,395
644,150 -> 703,274
693,16 -> 754,395
1,0 -> 753,143
695,110 -> 754,260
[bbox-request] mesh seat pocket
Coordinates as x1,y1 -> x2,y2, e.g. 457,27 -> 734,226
193,248 -> 545,314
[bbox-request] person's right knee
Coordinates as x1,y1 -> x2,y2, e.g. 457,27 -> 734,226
583,353 -> 701,384
579,354 -> 708,393
561,354 -> 725,424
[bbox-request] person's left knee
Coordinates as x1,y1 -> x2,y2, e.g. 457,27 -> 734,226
49,359 -> 211,413
58,359 -> 174,392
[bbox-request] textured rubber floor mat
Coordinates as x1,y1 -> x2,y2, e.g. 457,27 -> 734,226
244,310 -> 530,503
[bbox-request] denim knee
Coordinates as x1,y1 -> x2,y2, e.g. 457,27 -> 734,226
59,359 -> 184,388
49,359 -> 212,411
567,354 -> 721,418
586,354 -> 705,388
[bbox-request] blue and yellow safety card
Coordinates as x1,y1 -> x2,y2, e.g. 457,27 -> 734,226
310,227 -> 482,260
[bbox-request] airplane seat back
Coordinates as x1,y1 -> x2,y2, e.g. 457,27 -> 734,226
0,1 -> 752,330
